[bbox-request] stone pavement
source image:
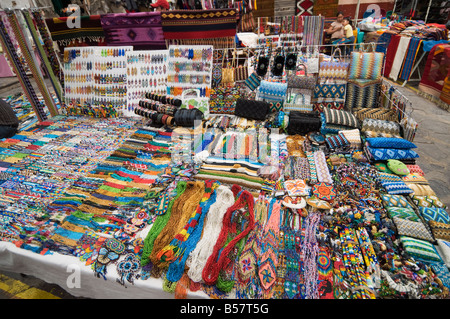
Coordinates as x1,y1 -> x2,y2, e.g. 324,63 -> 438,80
392,83 -> 450,209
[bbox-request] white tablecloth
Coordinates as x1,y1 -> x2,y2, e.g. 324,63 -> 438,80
0,241 -> 208,299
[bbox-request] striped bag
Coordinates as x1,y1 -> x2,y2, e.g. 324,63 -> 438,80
348,52 -> 384,80
344,79 -> 381,111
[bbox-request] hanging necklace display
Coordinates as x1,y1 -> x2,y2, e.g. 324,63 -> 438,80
22,9 -> 63,107
125,50 -> 168,117
0,12 -> 47,122
7,10 -> 59,117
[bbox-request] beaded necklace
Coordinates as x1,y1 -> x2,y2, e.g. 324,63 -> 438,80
140,181 -> 187,268
149,181 -> 204,269
165,181 -> 220,283
302,211 -> 321,299
186,185 -> 235,283
280,205 -> 302,299
202,188 -> 255,288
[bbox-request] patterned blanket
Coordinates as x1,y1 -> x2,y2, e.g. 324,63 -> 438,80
161,9 -> 237,45
100,12 -> 166,50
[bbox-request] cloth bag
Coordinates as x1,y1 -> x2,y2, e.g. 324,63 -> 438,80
287,111 -> 321,135
348,51 -> 384,80
258,80 -> 287,112
284,92 -> 312,114
318,48 -> 349,80
287,63 -> 317,90
234,98 -> 270,120
221,50 -> 235,85
209,85 -> 241,114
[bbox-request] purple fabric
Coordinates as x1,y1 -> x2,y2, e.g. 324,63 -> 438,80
100,12 -> 166,50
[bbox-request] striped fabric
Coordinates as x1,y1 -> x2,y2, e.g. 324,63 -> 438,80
348,51 -> 384,80
399,37 -> 422,81
344,79 -> 381,111
400,236 -> 442,262
323,107 -> 358,128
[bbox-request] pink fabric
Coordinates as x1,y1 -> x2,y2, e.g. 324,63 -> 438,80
0,54 -> 14,77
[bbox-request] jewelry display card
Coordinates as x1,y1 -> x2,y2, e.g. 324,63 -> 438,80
63,46 -> 132,110
167,45 -> 213,118
125,50 -> 168,117
167,45 -> 213,95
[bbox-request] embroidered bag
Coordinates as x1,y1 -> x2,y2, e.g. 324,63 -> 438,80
245,72 -> 261,91
318,48 -> 349,80
209,85 -> 241,114
284,91 -> 312,114
221,50 -> 234,85
348,51 -> 384,80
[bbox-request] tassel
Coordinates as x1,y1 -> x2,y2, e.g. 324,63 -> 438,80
174,273 -> 191,299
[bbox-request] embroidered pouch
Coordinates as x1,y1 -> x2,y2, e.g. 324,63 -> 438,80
387,159 -> 410,176
412,195 -> 447,209
419,207 -> 450,224
429,220 -> 450,241
402,173 -> 428,184
393,216 -> 434,242
406,183 -> 436,196
381,194 -> 414,209
367,147 -> 419,161
366,137 -> 417,149
400,235 -> 442,262
387,207 -> 420,222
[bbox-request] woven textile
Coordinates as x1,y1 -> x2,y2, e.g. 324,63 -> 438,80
303,16 -> 324,46
429,221 -> 450,241
344,79 -> 381,111
393,216 -> 434,242
419,43 -> 450,98
389,36 -> 411,82
399,37 -> 422,81
419,207 -> 450,224
400,236 -> 442,262
161,9 -> 237,40
384,34 -> 401,78
100,12 -> 165,50
46,15 -> 105,46
348,52 -> 384,80
296,0 -> 313,16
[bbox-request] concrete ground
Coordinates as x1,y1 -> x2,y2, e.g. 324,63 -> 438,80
0,74 -> 448,299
